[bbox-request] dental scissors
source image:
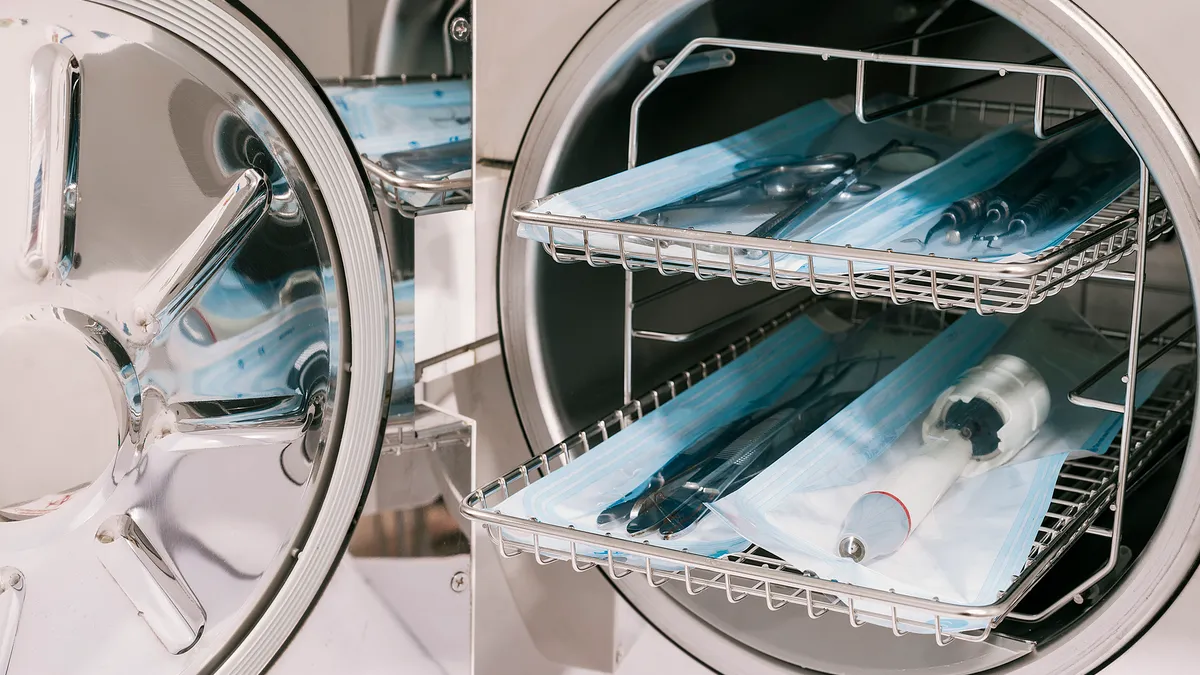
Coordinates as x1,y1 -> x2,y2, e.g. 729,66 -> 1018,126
597,354 -> 886,539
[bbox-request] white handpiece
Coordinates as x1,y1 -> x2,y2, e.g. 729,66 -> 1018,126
837,354 -> 1051,564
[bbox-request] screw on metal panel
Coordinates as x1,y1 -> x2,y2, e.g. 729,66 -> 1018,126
449,17 -> 471,42
450,571 -> 467,593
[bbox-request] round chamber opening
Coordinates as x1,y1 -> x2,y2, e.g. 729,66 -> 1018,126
498,0 -> 1199,673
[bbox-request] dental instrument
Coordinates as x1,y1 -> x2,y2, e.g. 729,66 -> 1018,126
741,140 -> 934,258
836,354 -> 1051,564
598,356 -> 877,538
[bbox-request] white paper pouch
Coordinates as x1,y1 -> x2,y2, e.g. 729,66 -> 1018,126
710,299 -> 1161,632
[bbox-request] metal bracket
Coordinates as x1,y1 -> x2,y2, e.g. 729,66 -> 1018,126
383,402 -> 476,456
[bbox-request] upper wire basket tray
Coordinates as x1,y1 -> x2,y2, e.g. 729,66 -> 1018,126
363,158 -> 470,218
461,299 -> 1195,646
516,183 -> 1171,315
513,34 -> 1177,315
321,74 -> 472,218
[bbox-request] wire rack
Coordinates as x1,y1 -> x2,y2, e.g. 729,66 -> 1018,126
319,74 -> 472,218
363,158 -> 471,218
513,37 -> 1175,315
517,182 -> 1171,315
382,403 -> 474,456
485,27 -> 1193,648
462,300 -> 1195,646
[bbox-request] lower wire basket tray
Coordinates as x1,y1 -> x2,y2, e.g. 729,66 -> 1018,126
461,300 -> 1195,646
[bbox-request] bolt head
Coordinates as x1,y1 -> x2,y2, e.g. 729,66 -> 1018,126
450,17 -> 471,42
450,571 -> 467,592
2,570 -> 22,590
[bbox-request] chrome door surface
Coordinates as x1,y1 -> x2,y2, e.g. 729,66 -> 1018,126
0,2 -> 392,674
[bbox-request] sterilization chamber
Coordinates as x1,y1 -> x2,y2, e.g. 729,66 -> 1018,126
458,1 -> 1200,674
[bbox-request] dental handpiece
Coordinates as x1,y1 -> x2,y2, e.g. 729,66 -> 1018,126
983,143 -> 1070,223
980,162 -> 1121,248
911,140 -> 1072,250
1004,185 -> 1068,240
836,354 -> 1051,565
912,190 -> 995,248
1056,163 -> 1118,219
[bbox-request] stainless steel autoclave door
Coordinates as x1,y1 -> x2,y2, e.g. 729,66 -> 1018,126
0,2 -> 394,674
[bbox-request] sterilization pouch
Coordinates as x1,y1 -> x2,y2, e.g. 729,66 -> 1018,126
709,298 -> 1163,632
838,117 -> 1139,271
518,96 -> 1137,275
518,97 -> 968,264
324,80 -> 470,154
488,304 -> 928,569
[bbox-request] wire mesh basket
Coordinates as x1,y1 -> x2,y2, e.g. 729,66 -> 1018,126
462,300 -> 1194,645
319,74 -> 472,218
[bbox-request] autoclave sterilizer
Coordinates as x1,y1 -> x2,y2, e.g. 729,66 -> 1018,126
453,1 -> 1200,674
0,1 -> 475,673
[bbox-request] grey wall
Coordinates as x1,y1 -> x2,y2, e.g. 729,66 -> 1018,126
240,0 -> 353,77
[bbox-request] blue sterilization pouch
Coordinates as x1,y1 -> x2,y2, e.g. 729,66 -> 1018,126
487,303 -> 938,569
519,96 -> 1136,276
324,80 -> 471,209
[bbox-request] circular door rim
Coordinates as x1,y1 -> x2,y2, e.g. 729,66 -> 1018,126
496,0 -> 1200,673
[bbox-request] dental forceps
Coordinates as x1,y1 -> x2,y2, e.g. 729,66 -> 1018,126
740,141 -> 940,259
624,153 -> 858,226
620,153 -> 859,248
597,355 -> 883,539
